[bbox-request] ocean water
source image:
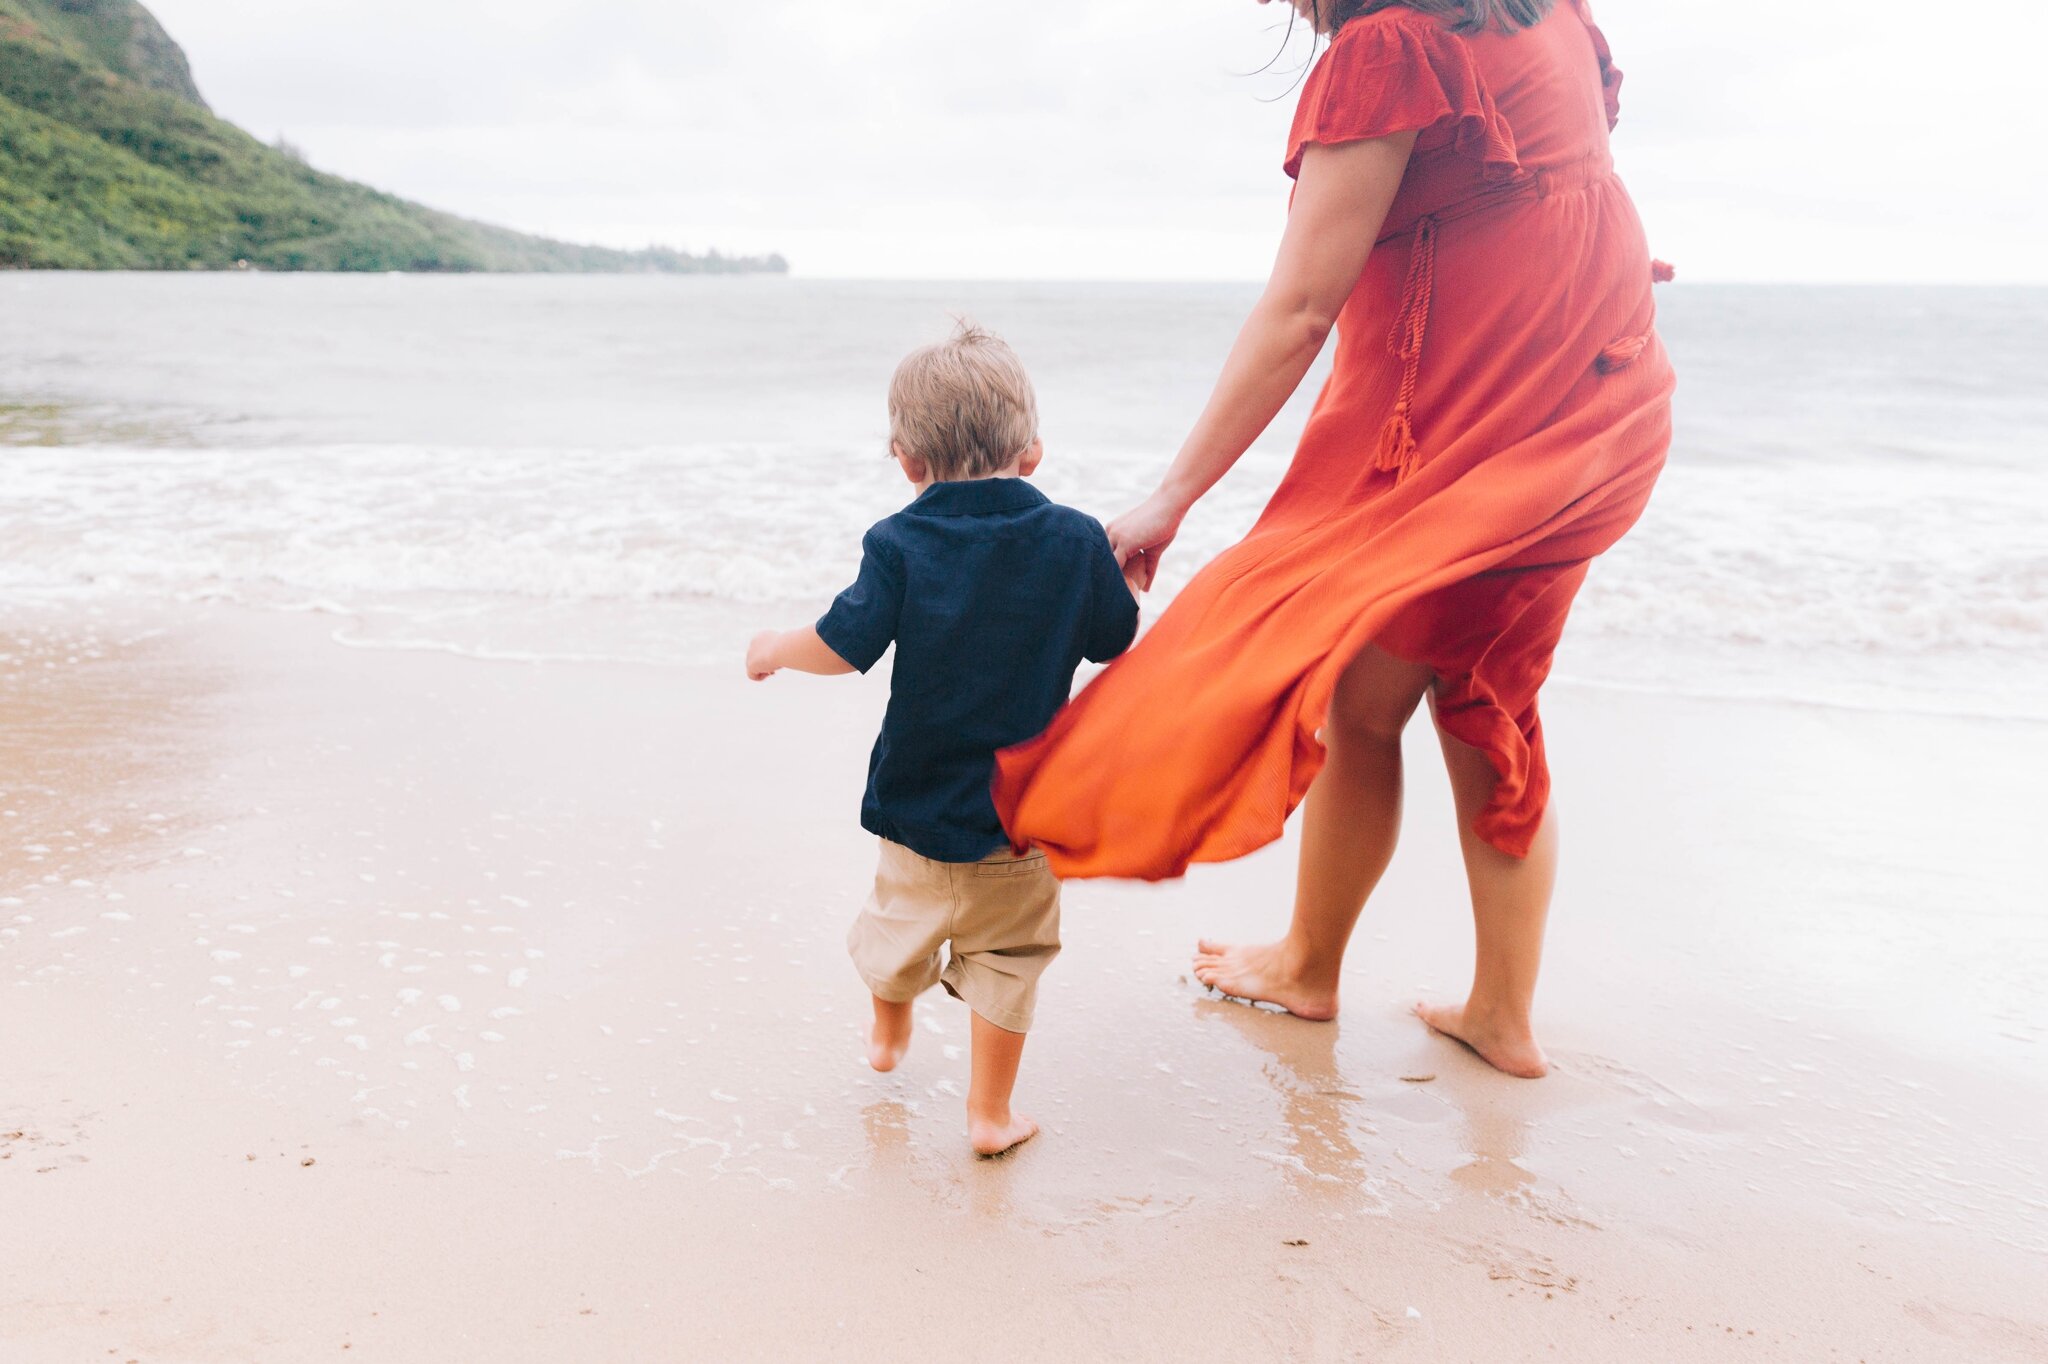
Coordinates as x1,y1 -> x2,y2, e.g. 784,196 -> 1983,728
3,274 -> 2044,717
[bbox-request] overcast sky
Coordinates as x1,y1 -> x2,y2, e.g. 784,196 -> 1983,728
146,0 -> 2047,282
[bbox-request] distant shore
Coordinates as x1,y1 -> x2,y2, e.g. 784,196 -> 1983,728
0,257 -> 790,275
1,1 -> 784,274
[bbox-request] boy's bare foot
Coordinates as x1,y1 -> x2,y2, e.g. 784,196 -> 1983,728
965,1011 -> 1035,1154
867,996 -> 913,1073
1413,1000 -> 1549,1078
1190,938 -> 1339,1021
968,1110 -> 1039,1157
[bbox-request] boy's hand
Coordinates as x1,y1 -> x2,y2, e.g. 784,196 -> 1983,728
746,630 -> 782,681
1121,551 -> 1150,597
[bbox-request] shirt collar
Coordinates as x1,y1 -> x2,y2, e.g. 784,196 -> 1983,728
905,477 -> 1049,517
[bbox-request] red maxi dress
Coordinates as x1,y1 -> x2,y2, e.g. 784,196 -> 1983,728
993,0 -> 1674,879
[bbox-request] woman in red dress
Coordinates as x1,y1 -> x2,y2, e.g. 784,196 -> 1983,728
993,0 -> 1674,1076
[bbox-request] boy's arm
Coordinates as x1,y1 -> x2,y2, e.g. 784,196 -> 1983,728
1082,532 -> 1143,664
747,626 -> 855,681
748,530 -> 903,681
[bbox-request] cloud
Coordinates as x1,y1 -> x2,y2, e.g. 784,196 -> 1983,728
143,0 -> 2048,280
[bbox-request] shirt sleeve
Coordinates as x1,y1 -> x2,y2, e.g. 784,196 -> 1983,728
1083,533 -> 1141,664
815,530 -> 904,674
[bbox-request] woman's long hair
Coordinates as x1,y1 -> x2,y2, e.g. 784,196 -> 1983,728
1329,0 -> 1555,34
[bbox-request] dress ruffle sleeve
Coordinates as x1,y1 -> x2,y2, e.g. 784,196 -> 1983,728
1283,12 -> 1520,180
1570,0 -> 1624,130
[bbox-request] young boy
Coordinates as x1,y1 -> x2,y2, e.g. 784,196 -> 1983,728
746,323 -> 1138,1156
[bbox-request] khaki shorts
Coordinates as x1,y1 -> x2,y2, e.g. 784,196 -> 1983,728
847,838 -> 1061,1034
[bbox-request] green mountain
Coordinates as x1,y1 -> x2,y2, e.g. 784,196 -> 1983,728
0,0 -> 786,272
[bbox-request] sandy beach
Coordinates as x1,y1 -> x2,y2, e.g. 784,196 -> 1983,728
6,0 -> 2045,1348
3,599 -> 2042,1362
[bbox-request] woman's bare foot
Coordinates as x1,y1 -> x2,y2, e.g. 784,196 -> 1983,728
867,996 -> 913,1073
1190,939 -> 1339,1021
968,1110 -> 1039,1157
1413,1001 -> 1548,1078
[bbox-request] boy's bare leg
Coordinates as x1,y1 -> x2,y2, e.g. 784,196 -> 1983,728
867,994 -> 913,1073
966,1011 -> 1038,1156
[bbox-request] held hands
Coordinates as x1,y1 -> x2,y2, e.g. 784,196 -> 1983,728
1107,489 -> 1190,593
746,630 -> 782,681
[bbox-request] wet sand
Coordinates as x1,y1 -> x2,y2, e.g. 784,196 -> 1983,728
3,602 -> 2045,1362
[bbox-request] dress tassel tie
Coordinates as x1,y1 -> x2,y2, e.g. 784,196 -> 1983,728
1376,215 -> 1440,481
1597,259 -> 1678,374
1596,334 -> 1648,374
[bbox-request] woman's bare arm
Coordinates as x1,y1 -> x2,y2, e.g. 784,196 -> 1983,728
1108,131 -> 1417,587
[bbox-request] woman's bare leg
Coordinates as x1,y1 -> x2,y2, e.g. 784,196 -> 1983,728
1413,723 -> 1556,1078
1192,645 -> 1432,1019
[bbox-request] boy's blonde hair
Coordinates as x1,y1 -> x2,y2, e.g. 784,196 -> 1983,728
888,321 -> 1038,481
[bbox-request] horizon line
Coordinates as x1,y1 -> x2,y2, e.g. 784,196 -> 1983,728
11,271 -> 2047,289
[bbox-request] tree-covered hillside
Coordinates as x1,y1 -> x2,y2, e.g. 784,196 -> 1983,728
0,0 -> 785,272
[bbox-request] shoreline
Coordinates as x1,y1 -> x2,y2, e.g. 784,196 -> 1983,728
4,601 -> 2044,1361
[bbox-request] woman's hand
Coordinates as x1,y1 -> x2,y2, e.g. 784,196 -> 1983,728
1108,489 -> 1190,592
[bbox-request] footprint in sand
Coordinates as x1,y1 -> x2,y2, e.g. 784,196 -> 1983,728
1,1112 -> 93,1173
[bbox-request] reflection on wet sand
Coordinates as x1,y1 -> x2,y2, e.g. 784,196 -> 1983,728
0,608 -> 217,971
1193,999 -> 1388,1209
1444,1099 -> 1536,1199
1193,989 -> 1613,1242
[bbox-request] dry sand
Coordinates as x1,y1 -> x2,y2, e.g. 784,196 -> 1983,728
3,601 -> 2044,1362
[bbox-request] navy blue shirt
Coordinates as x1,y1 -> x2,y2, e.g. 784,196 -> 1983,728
816,478 -> 1140,863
